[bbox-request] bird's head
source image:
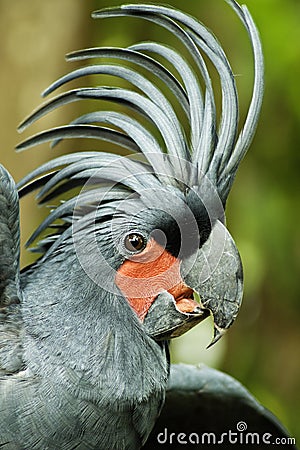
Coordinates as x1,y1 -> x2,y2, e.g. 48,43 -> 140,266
65,162 -> 243,345
17,1 -> 263,347
117,195 -> 243,345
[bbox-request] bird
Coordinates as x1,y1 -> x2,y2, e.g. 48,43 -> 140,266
1,1 -> 293,449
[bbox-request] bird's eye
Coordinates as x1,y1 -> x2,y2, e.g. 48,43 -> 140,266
124,232 -> 147,254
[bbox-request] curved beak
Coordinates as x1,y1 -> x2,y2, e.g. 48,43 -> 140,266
183,219 -> 243,346
144,220 -> 243,345
143,290 -> 209,340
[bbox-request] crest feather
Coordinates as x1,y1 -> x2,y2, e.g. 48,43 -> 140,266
17,1 -> 263,254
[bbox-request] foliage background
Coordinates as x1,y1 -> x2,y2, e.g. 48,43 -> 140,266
0,0 -> 299,443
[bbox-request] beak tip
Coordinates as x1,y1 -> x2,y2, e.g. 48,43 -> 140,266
206,324 -> 226,349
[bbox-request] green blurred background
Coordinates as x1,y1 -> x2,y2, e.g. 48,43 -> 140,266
0,0 -> 299,443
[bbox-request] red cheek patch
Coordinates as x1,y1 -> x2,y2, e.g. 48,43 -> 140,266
115,238 -> 194,320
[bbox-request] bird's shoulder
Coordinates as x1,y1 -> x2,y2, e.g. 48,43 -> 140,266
0,164 -> 24,375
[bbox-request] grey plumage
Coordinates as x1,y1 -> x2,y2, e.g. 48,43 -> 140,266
0,165 -> 23,374
0,1 -> 268,449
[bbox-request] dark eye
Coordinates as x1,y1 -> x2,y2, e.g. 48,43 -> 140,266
124,232 -> 146,254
